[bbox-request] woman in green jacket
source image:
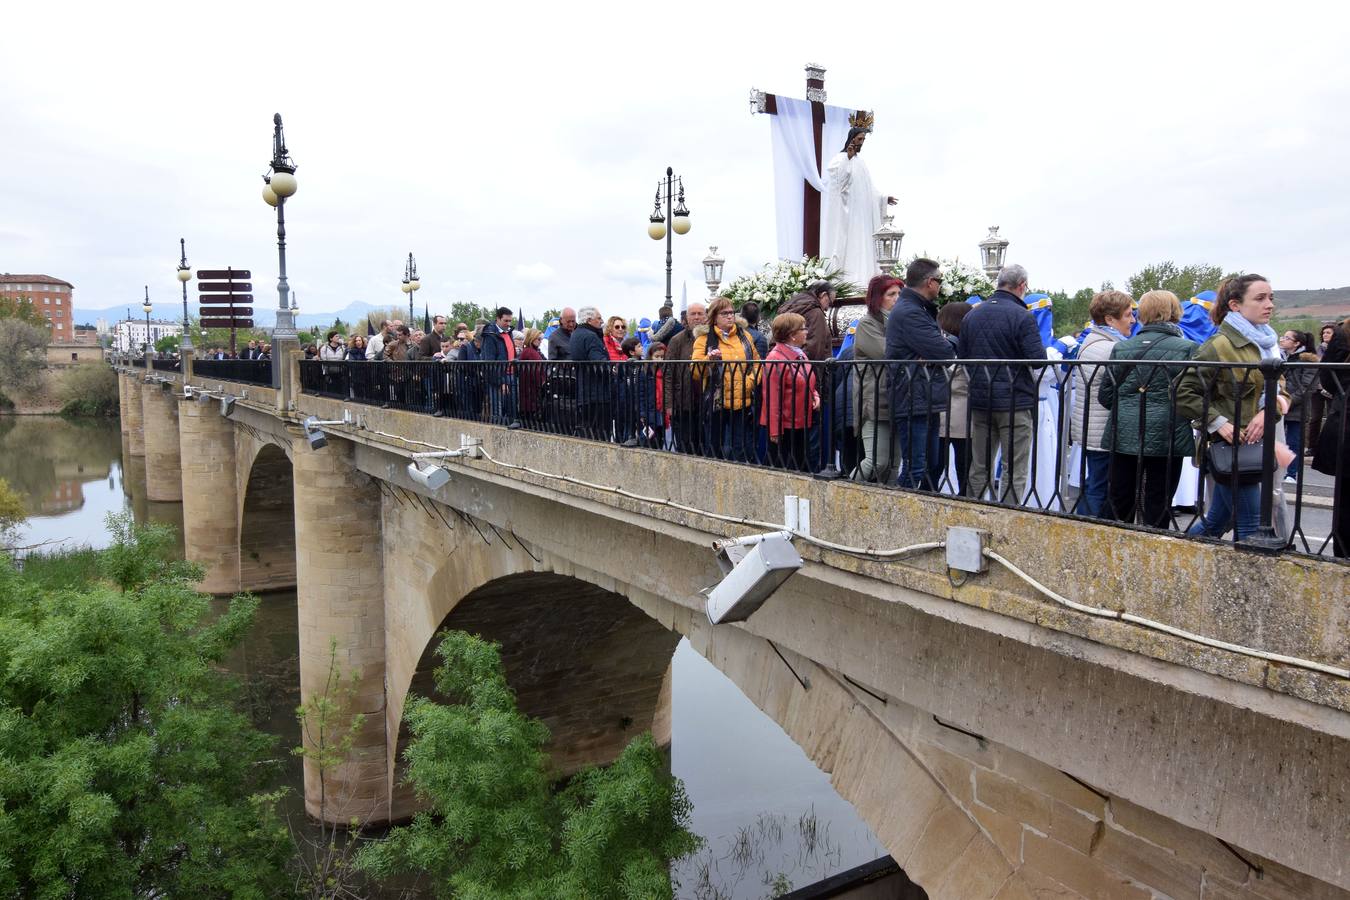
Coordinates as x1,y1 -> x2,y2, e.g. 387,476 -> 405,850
1098,290 -> 1198,528
1174,275 -> 1288,540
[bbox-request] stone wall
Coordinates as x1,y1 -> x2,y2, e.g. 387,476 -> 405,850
237,442 -> 296,592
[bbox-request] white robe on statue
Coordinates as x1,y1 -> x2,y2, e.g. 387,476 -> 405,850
821,151 -> 888,284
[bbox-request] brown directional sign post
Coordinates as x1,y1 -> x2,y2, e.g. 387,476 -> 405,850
197,267 -> 253,356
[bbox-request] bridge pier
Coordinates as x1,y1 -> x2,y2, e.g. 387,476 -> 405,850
122,373 -> 145,456
292,435 -> 389,824
141,383 -> 182,502
177,396 -> 241,594
117,371 -> 129,437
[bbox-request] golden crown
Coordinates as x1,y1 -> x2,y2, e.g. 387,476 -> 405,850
849,110 -> 875,131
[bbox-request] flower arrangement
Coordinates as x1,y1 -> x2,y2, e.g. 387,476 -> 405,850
724,257 -> 861,318
889,255 -> 995,304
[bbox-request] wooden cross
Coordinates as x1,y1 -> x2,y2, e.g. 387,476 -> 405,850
751,64 -> 869,260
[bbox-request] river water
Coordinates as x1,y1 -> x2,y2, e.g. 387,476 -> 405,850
1,416 -> 887,898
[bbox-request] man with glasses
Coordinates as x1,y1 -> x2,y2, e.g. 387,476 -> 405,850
885,258 -> 956,490
957,263 -> 1047,505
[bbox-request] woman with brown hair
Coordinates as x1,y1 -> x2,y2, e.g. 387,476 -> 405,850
851,275 -> 901,483
1176,275 -> 1288,540
692,296 -> 761,462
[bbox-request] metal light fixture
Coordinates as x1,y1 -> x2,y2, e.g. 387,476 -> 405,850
978,226 -> 1009,281
702,246 -> 726,298
263,112 -> 299,388
141,287 -> 153,360
176,238 -> 194,352
873,215 -> 905,273
704,531 -> 803,625
402,253 -> 419,323
302,414 -> 350,451
672,181 -> 691,235
220,394 -> 236,416
406,462 -> 452,491
644,167 -> 691,305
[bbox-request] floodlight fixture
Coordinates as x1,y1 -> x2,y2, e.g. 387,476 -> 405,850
704,531 -> 803,625
406,461 -> 452,490
302,415 -> 348,451
220,394 -> 236,416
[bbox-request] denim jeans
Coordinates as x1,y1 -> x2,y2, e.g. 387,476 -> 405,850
1075,449 -> 1111,518
895,413 -> 942,490
1284,420 -> 1303,480
490,375 -> 517,424
1188,478 -> 1261,540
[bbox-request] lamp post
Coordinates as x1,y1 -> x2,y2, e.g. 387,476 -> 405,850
702,246 -> 725,298
262,112 -> 298,388
646,166 -> 691,306
978,226 -> 1009,282
873,215 -> 905,274
176,238 -> 193,353
401,253 -> 420,324
141,287 -> 153,361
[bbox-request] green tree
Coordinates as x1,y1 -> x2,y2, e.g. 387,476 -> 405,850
0,513 -> 293,897
0,477 -> 24,548
447,302 -> 497,329
356,630 -> 700,898
1125,261 -> 1232,303
0,319 -> 50,396
56,362 -> 120,417
0,295 -> 49,329
155,334 -> 180,354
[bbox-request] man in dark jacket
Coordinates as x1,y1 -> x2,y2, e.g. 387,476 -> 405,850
956,264 -> 1047,504
778,281 -> 834,362
885,258 -> 956,489
779,281 -> 837,470
663,301 -> 707,454
481,307 -> 520,427
568,306 -> 611,439
548,307 -> 577,361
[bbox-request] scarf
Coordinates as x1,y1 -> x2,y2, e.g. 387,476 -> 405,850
1223,311 -> 1279,360
1099,324 -> 1130,343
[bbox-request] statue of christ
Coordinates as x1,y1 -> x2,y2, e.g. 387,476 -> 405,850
821,125 -> 896,284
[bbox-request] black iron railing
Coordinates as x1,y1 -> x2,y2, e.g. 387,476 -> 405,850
298,357 -> 1349,561
151,359 -> 181,372
193,358 -> 272,385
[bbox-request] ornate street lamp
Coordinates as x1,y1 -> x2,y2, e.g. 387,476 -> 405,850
702,246 -> 726,298
401,253 -> 420,324
978,226 -> 1009,282
645,167 -> 691,306
141,287 -> 153,360
873,215 -> 905,274
176,238 -> 193,353
262,112 -> 298,388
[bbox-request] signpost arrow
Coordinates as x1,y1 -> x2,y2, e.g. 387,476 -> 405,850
196,269 -> 252,280
201,318 -> 254,329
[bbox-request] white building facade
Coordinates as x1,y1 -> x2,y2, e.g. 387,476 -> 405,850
115,318 -> 183,354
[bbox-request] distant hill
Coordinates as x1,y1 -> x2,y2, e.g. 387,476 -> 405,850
1276,287 -> 1350,320
73,299 -> 384,330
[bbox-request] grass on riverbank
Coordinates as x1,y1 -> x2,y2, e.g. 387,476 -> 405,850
18,547 -> 105,591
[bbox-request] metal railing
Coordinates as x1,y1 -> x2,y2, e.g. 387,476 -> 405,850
298,358 -> 1349,561
193,358 -> 272,385
150,358 -> 181,372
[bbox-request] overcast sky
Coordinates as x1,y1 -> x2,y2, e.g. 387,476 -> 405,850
3,0 -> 1347,325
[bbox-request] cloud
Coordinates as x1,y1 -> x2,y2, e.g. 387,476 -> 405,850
601,259 -> 662,286
512,262 -> 556,285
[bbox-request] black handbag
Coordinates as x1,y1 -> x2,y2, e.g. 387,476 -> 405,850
1205,440 -> 1266,485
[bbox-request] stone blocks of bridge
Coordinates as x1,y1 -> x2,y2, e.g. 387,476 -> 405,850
122,373 -> 145,456
177,395 -> 241,594
291,435 -> 388,824
140,383 -> 182,502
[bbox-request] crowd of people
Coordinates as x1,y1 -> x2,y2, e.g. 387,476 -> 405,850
299,262 -> 1349,557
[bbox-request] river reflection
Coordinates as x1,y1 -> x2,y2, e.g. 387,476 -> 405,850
4,417 -> 888,897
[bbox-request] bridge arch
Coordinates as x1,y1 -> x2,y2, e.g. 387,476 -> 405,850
238,441 -> 297,592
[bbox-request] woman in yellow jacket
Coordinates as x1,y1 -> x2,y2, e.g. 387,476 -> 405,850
692,296 -> 761,462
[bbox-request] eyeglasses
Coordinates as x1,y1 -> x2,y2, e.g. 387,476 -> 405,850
613,324 -> 627,331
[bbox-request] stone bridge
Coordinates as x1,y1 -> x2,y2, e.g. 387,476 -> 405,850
114,361 -> 1349,900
